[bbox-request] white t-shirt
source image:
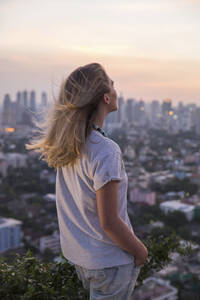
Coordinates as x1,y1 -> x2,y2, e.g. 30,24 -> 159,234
55,129 -> 134,269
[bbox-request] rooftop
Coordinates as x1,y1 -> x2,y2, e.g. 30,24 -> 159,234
160,200 -> 195,212
0,217 -> 22,228
133,277 -> 178,300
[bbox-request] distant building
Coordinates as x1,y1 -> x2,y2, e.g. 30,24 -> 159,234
6,153 -> 27,168
157,264 -> 179,277
16,91 -> 24,124
162,98 -> 172,117
2,94 -> 12,125
44,193 -> 56,202
41,91 -> 48,108
124,145 -> 136,160
133,277 -> 178,300
40,170 -> 56,184
161,98 -> 173,130
39,231 -> 60,254
150,100 -> 160,126
130,187 -> 156,206
125,98 -> 135,123
116,94 -> 124,123
194,107 -> 200,135
0,217 -> 22,253
160,200 -> 195,221
134,100 -> 146,126
0,153 -> 7,177
23,90 -> 28,108
29,90 -> 36,112
0,153 -> 27,177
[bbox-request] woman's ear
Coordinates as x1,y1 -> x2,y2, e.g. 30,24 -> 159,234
103,93 -> 110,105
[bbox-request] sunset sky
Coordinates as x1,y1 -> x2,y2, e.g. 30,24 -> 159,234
1,0 -> 200,105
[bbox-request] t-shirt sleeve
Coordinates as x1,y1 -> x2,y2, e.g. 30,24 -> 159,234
92,151 -> 122,192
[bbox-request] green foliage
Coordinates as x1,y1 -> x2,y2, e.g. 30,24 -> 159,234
177,226 -> 192,241
0,250 -> 89,300
42,248 -> 55,263
137,231 -> 193,286
194,206 -> 200,222
163,210 -> 187,228
150,177 -> 198,195
0,233 -> 193,299
0,166 -> 55,196
150,225 -> 174,239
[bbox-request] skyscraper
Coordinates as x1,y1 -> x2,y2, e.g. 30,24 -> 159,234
23,90 -> 28,108
125,98 -> 135,123
29,90 -> 36,112
2,94 -> 12,125
134,100 -> 146,125
16,91 -> 22,106
16,91 -> 23,124
117,94 -> 124,123
150,100 -> 160,126
162,98 -> 172,117
161,98 -> 173,130
41,91 -> 48,108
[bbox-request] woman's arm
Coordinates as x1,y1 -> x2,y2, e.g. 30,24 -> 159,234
96,180 -> 148,266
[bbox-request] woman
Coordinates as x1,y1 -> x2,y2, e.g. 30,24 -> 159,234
26,63 -> 148,299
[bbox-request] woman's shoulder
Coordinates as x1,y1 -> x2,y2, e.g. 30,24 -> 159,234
86,130 -> 121,156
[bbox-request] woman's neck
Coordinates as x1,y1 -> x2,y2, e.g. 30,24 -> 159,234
92,112 -> 108,128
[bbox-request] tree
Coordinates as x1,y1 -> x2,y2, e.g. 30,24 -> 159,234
150,178 -> 198,196
163,211 -> 188,228
194,206 -> 200,222
150,225 -> 174,240
177,226 -> 192,241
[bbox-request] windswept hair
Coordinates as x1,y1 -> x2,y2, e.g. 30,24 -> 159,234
25,63 -> 110,170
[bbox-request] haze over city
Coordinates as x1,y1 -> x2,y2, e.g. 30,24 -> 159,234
1,0 -> 200,105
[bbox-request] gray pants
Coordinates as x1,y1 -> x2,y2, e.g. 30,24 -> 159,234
74,262 -> 141,300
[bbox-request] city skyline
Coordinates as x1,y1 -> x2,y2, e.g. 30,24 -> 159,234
1,0 -> 200,105
0,89 -> 199,109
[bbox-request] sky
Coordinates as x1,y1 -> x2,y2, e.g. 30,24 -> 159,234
1,0 -> 200,105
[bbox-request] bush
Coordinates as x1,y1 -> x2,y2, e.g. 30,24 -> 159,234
136,231 -> 193,286
0,232 -> 193,299
0,250 -> 89,300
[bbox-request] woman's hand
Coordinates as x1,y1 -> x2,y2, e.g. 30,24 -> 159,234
134,244 -> 148,267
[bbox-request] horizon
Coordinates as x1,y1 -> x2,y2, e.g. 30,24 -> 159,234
1,89 -> 198,109
1,0 -> 200,105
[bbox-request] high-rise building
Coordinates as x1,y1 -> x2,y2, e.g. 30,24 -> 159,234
177,103 -> 195,132
2,94 -> 12,125
10,101 -> 17,126
161,98 -> 173,130
178,101 -> 184,113
150,100 -> 160,125
29,90 -> 36,112
162,98 -> 172,117
23,90 -> 28,108
0,217 -> 22,253
15,91 -> 23,124
134,99 -> 146,125
41,91 -> 48,108
125,98 -> 136,123
116,94 -> 124,123
16,91 -> 22,106
194,107 -> 200,135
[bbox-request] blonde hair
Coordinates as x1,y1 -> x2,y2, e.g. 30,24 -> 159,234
25,63 -> 110,170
